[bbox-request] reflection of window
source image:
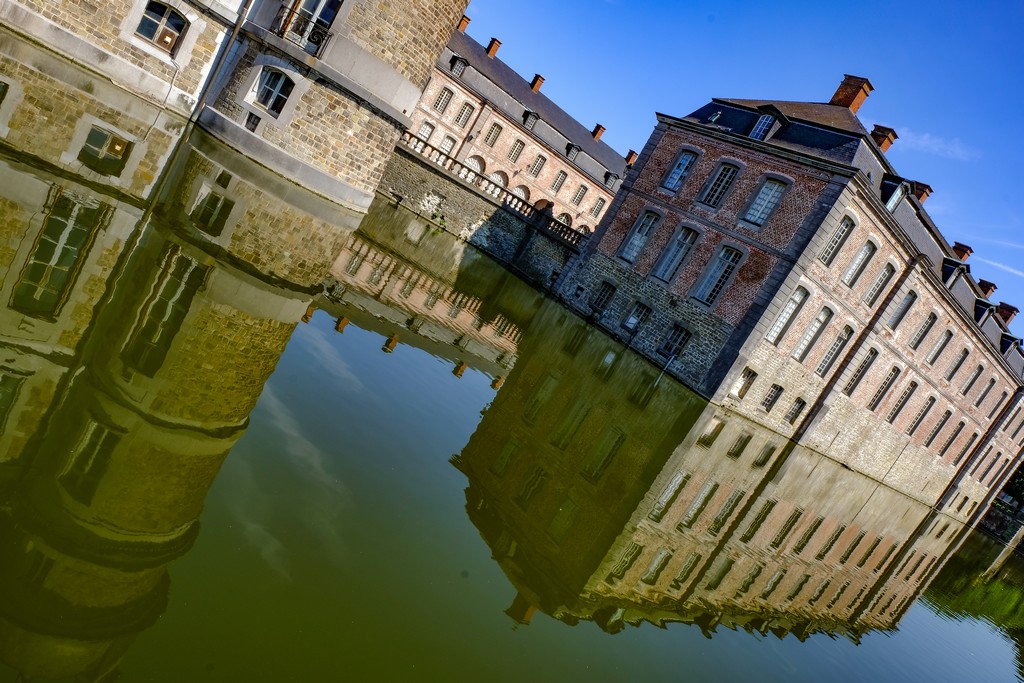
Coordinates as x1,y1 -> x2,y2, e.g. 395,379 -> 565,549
581,426 -> 624,481
515,466 -> 548,508
254,68 -> 294,117
677,480 -> 718,529
122,245 -> 208,377
490,440 -> 518,477
649,472 -> 689,522
191,173 -> 235,236
696,418 -> 725,447
11,190 -> 106,318
0,373 -> 25,429
522,374 -> 556,424
550,403 -> 588,450
136,1 -> 188,55
78,126 -> 133,176
60,418 -> 121,505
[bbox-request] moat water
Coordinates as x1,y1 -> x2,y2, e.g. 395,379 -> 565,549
2,119 -> 1024,683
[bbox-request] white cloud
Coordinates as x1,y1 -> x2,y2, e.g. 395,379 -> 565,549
895,128 -> 978,161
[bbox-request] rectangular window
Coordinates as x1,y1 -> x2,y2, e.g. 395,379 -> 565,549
566,145 -> 581,162
816,325 -> 853,377
60,419 -> 121,505
490,440 -> 518,477
483,123 -> 502,146
842,242 -> 877,286
693,247 -> 742,305
793,517 -> 824,554
507,139 -> 525,162
700,164 -> 739,207
707,489 -> 746,535
843,347 -> 878,396
868,366 -> 901,411
906,396 -> 936,435
696,418 -> 725,448
749,114 -> 775,140
761,384 -> 784,413
416,121 -> 435,141
432,88 -> 453,113
191,182 -> 235,237
550,170 -> 567,192
11,191 -> 106,318
792,307 -> 833,361
739,499 -> 777,543
765,286 -> 809,344
727,433 -> 751,458
515,467 -> 549,508
887,291 -> 917,330
770,508 -> 804,549
743,179 -> 786,226
909,313 -> 938,350
658,324 -> 691,358
640,549 -> 673,585
886,381 -> 918,423
571,185 -> 588,206
946,348 -> 969,380
581,426 -> 624,481
651,228 -> 697,281
621,302 -> 651,332
661,151 -> 697,192
527,155 -> 546,177
731,367 -> 758,399
670,552 -> 702,589
589,197 -> 606,218
620,211 -> 660,263
819,217 -> 854,266
815,525 -> 847,560
454,103 -> 474,127
677,481 -> 719,529
590,281 -> 616,312
450,58 -> 466,77
648,472 -> 689,522
784,398 -> 807,425
864,263 -> 895,306
439,136 -> 456,155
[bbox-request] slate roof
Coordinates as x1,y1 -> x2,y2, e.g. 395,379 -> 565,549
715,98 -> 870,137
444,30 -> 626,176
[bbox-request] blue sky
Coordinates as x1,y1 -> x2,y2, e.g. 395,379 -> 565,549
464,0 -> 1024,334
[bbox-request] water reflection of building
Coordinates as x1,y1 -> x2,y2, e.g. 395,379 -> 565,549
0,126 -> 354,680
455,325 -> 971,638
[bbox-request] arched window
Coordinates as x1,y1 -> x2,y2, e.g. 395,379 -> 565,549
490,171 -> 508,187
660,151 -> 697,192
527,155 -> 546,177
792,306 -> 833,361
765,286 -> 809,345
887,291 -> 917,330
433,88 -> 453,113
619,211 -> 660,263
651,227 -> 698,282
819,217 -> 854,266
464,155 -> 485,173
511,186 -> 529,201
255,68 -> 294,117
842,242 -> 876,286
136,1 -> 188,55
694,246 -> 743,305
555,213 -> 572,227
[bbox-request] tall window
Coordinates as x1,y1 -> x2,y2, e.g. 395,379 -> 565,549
887,381 -> 918,423
700,164 -> 739,207
743,179 -> 786,226
784,398 -> 807,425
816,325 -> 853,377
507,139 -> 525,162
11,191 -> 106,318
659,325 -> 691,358
906,397 -> 936,436
527,155 -> 546,177
868,366 -> 901,411
439,135 -> 456,155
765,286 -> 809,344
974,378 -> 996,407
651,228 -> 697,281
432,87 -> 453,113
843,348 -> 878,396
136,1 -> 188,55
961,365 -> 984,396
749,114 -> 775,140
589,197 -> 606,218
819,217 -> 854,266
622,302 -> 652,332
60,419 -> 121,505
660,151 -> 697,192
550,170 -> 567,192
619,212 -> 660,263
887,291 -> 917,330
693,247 -> 742,305
416,121 -> 434,141
792,307 -> 833,362
864,263 -> 895,306
523,111 -> 539,130
909,312 -> 937,350
761,384 -> 784,412
483,123 -> 502,146
191,172 -> 235,237
571,185 -> 588,206
254,68 -> 294,117
938,421 -> 966,458
925,410 -> 953,447
927,330 -> 953,364
590,281 -> 616,312
453,103 -> 474,127
945,349 -> 969,381
842,242 -> 876,286
566,144 -> 581,162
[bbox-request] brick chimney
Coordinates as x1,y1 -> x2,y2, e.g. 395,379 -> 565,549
457,15 -> 470,33
530,74 -> 544,93
592,123 -> 605,141
997,302 -> 1020,325
911,181 -> 932,203
870,125 -> 898,153
625,149 -> 638,166
829,74 -> 874,114
979,279 -> 998,298
952,242 -> 973,261
486,38 -> 501,58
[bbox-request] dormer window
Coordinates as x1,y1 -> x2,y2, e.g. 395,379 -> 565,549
749,114 -> 775,141
886,182 -> 908,212
450,56 -> 468,77
523,110 -> 539,130
566,144 -> 581,162
604,172 -> 619,188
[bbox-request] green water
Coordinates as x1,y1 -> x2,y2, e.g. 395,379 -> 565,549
0,116 -> 1023,683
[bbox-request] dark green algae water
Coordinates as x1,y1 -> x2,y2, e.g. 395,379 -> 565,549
1,130 -> 1023,682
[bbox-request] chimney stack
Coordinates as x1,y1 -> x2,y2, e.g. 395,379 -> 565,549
625,149 -> 638,166
952,242 -> 973,261
486,38 -> 501,58
829,74 -> 874,114
870,125 -> 898,153
911,181 -> 932,203
530,74 -> 544,93
997,302 -> 1020,325
979,279 -> 998,298
592,123 -> 605,141
457,15 -> 470,33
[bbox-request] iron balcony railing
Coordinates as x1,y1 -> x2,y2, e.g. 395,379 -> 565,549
272,6 -> 333,58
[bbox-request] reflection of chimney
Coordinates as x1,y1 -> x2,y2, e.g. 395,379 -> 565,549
382,334 -> 399,353
592,124 -> 605,141
490,375 -> 505,390
335,317 -> 349,333
457,15 -> 470,33
530,74 -> 544,93
453,360 -> 468,378
829,74 -> 874,114
870,125 -> 898,153
504,592 -> 537,625
625,149 -> 638,166
486,38 -> 501,58
911,181 -> 932,203
997,302 -> 1019,325
952,242 -> 973,261
302,305 -> 315,323
979,279 -> 998,298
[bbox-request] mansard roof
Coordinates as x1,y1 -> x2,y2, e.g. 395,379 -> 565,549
715,98 -> 870,137
443,30 -> 627,178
